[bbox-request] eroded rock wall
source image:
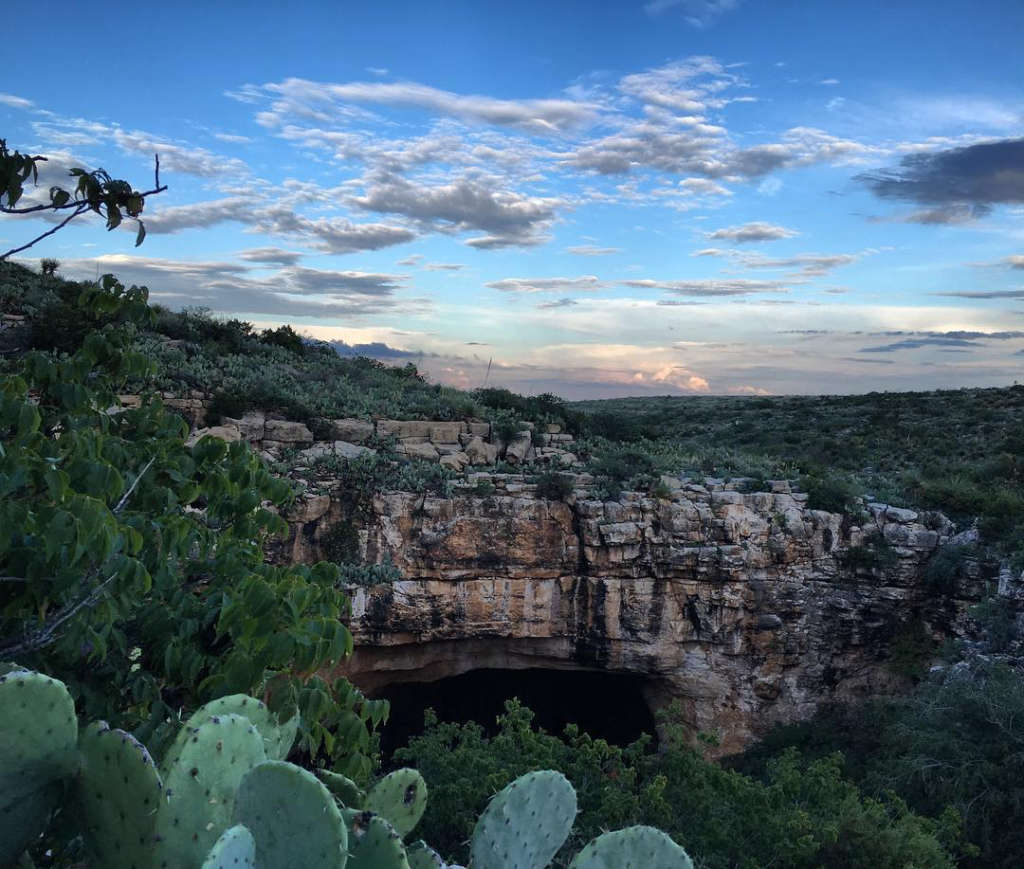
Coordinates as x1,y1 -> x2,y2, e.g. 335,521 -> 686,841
277,471 -> 982,754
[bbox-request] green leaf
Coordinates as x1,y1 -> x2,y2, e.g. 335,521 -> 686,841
135,220 -> 146,247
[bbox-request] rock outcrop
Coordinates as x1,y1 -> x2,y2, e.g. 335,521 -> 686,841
275,469 -> 985,755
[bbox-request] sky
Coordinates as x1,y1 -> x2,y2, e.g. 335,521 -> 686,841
2,0 -> 1024,398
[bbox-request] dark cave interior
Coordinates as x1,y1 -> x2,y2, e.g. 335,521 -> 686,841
377,667 -> 659,756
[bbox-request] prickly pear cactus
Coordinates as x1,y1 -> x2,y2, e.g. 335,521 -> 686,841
344,809 -> 411,869
0,669 -> 79,863
168,694 -> 297,761
153,713 -> 267,867
235,760 -> 347,869
405,840 -> 444,869
78,721 -> 163,869
318,769 -> 366,808
364,769 -> 427,838
201,824 -> 257,869
1,783 -> 61,865
469,770 -> 577,869
568,826 -> 694,869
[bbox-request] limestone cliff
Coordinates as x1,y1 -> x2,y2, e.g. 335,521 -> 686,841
275,468 -> 984,755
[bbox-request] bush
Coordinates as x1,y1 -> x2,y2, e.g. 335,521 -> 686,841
802,472 -> 861,513
924,546 -> 974,594
840,536 -> 898,572
260,324 -> 306,355
394,700 -> 958,868
39,257 -> 59,276
534,470 -> 575,500
0,273 -> 382,780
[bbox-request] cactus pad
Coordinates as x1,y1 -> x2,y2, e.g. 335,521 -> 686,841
568,826 -> 694,869
318,769 -> 366,808
154,713 -> 267,867
0,781 -> 61,864
235,760 -> 347,869
169,694 -> 296,761
406,841 -> 444,869
78,721 -> 163,869
469,770 -> 577,869
364,768 -> 427,838
0,670 -> 79,863
344,809 -> 411,869
201,824 -> 257,869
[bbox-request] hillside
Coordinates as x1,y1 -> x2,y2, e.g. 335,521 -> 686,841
3,261 -> 1023,868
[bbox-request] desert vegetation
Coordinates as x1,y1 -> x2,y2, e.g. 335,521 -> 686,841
1,254 -> 1022,868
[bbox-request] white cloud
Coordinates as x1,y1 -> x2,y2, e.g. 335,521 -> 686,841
0,93 -> 32,108
260,77 -> 601,135
622,278 -> 791,296
350,172 -> 560,248
564,245 -> 622,256
486,276 -> 606,294
707,221 -> 798,243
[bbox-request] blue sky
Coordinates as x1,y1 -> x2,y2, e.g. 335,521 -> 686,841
3,0 -> 1024,397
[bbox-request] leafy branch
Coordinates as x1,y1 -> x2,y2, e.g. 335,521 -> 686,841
0,138 -> 167,260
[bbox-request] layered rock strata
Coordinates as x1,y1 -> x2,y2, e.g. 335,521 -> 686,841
277,470 -> 983,755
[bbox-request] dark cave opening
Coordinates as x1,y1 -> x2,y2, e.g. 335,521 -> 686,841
376,667 -> 659,757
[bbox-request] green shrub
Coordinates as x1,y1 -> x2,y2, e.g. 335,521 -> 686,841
924,546 -> 974,594
208,388 -> 247,424
840,536 -> 898,572
395,700 -> 958,869
471,478 -> 496,496
802,472 -> 861,513
39,257 -> 59,276
887,620 -> 938,680
534,470 -> 575,500
490,410 -> 523,444
320,521 -> 360,563
260,324 -> 306,355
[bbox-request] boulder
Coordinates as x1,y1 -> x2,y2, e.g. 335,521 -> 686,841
297,443 -> 334,462
286,494 -> 331,523
378,420 -> 431,439
329,418 -> 374,444
186,424 -> 241,447
468,422 -> 491,438
264,420 -> 313,443
465,436 -> 499,466
335,441 -> 376,459
504,431 -> 533,465
399,442 -> 440,462
439,451 -> 470,471
428,422 -> 463,444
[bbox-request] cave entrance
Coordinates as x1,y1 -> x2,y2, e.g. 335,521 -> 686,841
376,667 -> 659,757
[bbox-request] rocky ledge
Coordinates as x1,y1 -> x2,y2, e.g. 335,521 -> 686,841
274,468 -> 986,755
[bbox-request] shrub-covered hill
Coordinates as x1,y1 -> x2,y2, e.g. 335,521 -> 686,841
4,259 -> 1022,555
573,387 -> 1024,557
0,261 -> 579,431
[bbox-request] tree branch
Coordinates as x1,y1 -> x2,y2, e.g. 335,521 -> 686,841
0,571 -> 117,659
1,205 -> 90,260
113,455 -> 156,514
0,152 -> 167,260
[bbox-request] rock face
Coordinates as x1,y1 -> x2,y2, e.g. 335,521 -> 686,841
276,472 -> 985,755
